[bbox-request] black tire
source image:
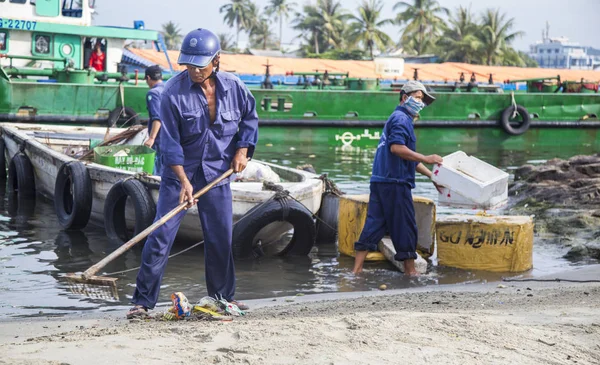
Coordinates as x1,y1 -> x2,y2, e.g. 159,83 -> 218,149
500,105 -> 531,135
232,198 -> 316,259
8,153 -> 35,198
103,179 -> 156,245
54,161 -> 93,230
108,106 -> 140,127
315,192 -> 339,245
0,139 -> 6,180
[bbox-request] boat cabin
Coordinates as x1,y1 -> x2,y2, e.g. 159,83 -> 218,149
0,0 -> 164,73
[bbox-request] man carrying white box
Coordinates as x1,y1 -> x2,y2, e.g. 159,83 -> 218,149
353,81 -> 444,276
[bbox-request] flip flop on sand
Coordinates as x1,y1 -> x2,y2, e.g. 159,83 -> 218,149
126,305 -> 148,319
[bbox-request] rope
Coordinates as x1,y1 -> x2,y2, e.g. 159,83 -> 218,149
318,173 -> 344,196
510,91 -> 518,119
102,176 -> 342,277
502,278 -> 600,283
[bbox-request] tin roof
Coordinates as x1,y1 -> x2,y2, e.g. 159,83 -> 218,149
129,48 -> 600,83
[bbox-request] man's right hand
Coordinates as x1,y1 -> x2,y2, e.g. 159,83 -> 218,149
423,154 -> 443,165
179,179 -> 197,209
143,138 -> 155,148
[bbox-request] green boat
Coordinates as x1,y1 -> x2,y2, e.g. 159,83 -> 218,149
1,0 -> 599,143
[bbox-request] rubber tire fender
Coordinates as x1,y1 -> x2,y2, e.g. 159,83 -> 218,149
103,179 -> 156,245
54,161 -> 93,230
108,106 -> 140,127
8,153 -> 35,198
232,198 -> 316,259
0,138 -> 6,180
500,105 -> 531,135
315,192 -> 339,245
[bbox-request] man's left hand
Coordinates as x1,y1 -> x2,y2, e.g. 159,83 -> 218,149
433,181 -> 444,194
231,150 -> 248,173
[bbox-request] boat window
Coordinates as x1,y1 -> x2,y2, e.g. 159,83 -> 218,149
9,0 -> 27,3
62,0 -> 83,18
32,33 -> 53,56
0,32 -> 8,53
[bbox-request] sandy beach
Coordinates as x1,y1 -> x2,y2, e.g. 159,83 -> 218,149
1,265 -> 599,365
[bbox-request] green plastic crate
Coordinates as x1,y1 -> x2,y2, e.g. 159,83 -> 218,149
93,145 -> 155,174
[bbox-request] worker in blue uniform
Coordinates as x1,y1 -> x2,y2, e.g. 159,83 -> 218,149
127,28 -> 259,318
352,81 -> 443,276
143,64 -> 165,175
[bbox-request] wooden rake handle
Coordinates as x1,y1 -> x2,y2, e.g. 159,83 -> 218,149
82,168 -> 234,280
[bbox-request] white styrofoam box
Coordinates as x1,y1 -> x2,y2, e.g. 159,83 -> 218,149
431,151 -> 509,206
437,187 -> 507,210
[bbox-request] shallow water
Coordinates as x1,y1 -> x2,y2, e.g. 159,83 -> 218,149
0,127 -> 597,318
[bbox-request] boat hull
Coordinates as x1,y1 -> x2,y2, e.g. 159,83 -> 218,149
1,73 -> 599,131
0,123 -> 324,245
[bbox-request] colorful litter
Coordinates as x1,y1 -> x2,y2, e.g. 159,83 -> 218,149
153,293 -> 246,322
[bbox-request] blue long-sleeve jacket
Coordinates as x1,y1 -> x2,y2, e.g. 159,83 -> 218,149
158,70 -> 259,186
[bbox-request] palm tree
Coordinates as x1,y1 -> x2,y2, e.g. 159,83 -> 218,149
292,4 -> 324,54
161,21 -> 182,50
220,0 -> 254,49
394,0 -> 449,55
292,0 -> 347,54
218,33 -> 235,52
478,9 -> 524,65
438,6 -> 481,63
319,0 -> 348,49
265,0 -> 296,50
249,18 -> 277,50
348,0 -> 393,59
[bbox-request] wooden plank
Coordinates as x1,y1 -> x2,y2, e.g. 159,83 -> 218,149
378,238 -> 428,274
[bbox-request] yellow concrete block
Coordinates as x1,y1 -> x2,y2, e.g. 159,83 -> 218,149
436,214 -> 534,273
338,194 -> 436,261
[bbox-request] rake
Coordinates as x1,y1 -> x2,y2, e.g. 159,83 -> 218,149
66,168 -> 234,300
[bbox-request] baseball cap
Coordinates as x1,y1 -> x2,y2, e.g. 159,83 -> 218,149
401,80 -> 436,105
144,65 -> 162,79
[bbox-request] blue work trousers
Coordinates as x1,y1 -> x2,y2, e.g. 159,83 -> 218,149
132,168 -> 235,309
354,182 -> 418,261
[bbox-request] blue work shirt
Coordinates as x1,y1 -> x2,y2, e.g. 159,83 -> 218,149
370,105 -> 418,188
146,82 -> 164,146
158,71 -> 259,186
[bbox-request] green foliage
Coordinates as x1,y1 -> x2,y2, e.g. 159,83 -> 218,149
161,21 -> 182,50
220,0 -> 532,66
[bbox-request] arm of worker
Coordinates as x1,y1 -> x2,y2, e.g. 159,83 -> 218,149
231,83 -> 259,173
391,144 -> 444,193
144,90 -> 162,148
158,94 -> 195,208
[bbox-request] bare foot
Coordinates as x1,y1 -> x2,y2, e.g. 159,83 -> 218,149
352,251 -> 369,274
403,259 -> 419,276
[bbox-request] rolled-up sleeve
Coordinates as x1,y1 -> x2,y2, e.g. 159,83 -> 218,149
236,84 -> 259,158
158,92 -> 185,166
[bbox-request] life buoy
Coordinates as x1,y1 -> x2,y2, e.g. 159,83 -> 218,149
232,198 -> 316,259
8,153 -> 35,198
0,139 -> 6,180
54,161 -> 93,230
500,105 -> 531,135
108,106 -> 140,127
104,178 -> 156,244
315,192 -> 339,245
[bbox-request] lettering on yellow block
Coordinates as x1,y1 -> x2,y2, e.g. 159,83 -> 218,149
438,227 -> 515,248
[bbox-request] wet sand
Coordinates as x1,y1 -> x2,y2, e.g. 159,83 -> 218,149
1,265 -> 599,365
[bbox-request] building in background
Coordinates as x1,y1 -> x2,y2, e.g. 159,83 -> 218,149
529,23 -> 600,70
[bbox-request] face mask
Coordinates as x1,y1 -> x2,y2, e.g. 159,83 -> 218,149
403,96 -> 425,116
